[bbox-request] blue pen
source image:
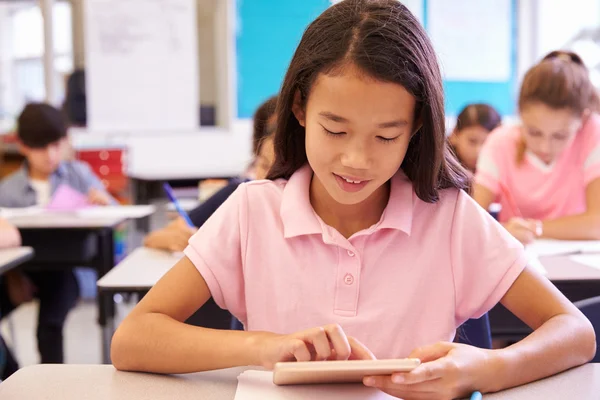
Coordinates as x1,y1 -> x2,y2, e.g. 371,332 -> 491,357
470,391 -> 482,400
163,183 -> 195,228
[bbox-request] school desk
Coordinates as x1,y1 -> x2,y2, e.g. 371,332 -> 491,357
0,363 -> 598,399
5,206 -> 156,365
97,247 -> 182,292
99,249 -> 600,357
0,247 -> 34,275
490,255 -> 600,341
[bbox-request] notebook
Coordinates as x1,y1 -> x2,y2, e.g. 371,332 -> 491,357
46,184 -> 90,211
234,370 -> 396,400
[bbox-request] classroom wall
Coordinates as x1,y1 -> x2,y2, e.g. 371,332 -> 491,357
67,0 -> 600,126
235,0 -> 518,119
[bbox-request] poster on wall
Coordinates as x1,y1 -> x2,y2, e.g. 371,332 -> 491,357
84,0 -> 199,132
427,0 -> 512,82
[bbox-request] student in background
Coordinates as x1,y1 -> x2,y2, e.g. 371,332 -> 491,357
142,96 -> 277,330
111,2 -> 594,399
143,95 -> 278,253
449,103 -> 501,172
0,218 -> 21,380
474,51 -> 600,244
0,102 -> 116,365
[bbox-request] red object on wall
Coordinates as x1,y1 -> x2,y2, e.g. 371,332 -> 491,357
76,148 -> 128,200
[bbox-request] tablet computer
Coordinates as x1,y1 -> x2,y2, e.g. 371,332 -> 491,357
273,358 -> 421,385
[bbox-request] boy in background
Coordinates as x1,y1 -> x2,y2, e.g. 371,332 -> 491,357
0,103 -> 115,364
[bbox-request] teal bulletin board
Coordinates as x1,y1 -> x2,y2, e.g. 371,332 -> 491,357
235,0 -> 517,118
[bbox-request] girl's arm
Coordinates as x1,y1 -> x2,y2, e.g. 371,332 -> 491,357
473,184 -> 539,243
472,183 -> 495,211
111,257 -> 258,373
365,267 -> 595,398
539,177 -> 600,240
111,257 -> 374,374
486,267 -> 595,391
0,218 -> 21,248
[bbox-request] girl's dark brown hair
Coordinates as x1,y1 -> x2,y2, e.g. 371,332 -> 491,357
266,0 -> 469,203
518,50 -> 600,114
455,103 -> 502,134
252,96 -> 278,155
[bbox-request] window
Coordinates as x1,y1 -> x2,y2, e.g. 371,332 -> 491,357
0,1 -> 73,125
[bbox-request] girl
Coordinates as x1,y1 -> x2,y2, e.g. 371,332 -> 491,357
111,2 -> 595,399
474,51 -> 600,244
141,97 -> 276,331
143,96 -> 278,253
449,103 -> 501,172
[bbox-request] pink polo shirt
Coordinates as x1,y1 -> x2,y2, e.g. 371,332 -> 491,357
184,165 -> 527,359
475,115 -> 600,223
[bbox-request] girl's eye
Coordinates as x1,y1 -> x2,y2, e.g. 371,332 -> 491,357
323,127 -> 345,137
377,136 -> 399,144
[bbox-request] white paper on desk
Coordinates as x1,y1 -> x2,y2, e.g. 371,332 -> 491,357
570,254 -> 600,271
75,205 -> 155,219
525,239 -> 600,257
235,370 -> 395,400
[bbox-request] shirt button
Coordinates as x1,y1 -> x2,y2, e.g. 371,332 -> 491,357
344,274 -> 354,285
347,250 -> 355,257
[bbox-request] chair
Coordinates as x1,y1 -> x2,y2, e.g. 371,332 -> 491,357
574,296 -> 600,363
457,313 -> 492,349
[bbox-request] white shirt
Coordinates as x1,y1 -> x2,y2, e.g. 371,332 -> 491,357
29,179 -> 52,206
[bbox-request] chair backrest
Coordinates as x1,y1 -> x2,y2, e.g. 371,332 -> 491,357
457,314 -> 492,349
574,296 -> 600,363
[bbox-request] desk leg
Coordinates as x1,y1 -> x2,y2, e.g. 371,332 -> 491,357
131,178 -> 152,232
96,228 -> 116,364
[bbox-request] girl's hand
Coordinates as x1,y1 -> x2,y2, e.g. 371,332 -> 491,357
364,342 -> 495,400
503,218 -> 541,244
153,227 -> 197,252
251,324 -> 376,370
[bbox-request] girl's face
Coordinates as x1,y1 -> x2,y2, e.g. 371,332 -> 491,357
293,63 -> 417,206
520,102 -> 583,164
450,126 -> 489,171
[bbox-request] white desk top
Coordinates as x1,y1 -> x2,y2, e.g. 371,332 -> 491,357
0,247 -> 34,275
543,255 -> 600,281
124,129 -> 252,181
0,364 -> 598,399
97,247 -> 182,291
96,248 -> 600,292
129,168 -> 243,181
2,206 -> 156,229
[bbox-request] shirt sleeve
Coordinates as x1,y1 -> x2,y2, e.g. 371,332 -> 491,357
188,180 -> 242,227
582,117 -> 600,186
184,184 -> 248,322
451,190 -> 528,325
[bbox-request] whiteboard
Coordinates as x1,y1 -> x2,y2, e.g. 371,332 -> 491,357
84,0 -> 199,133
427,0 -> 512,82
